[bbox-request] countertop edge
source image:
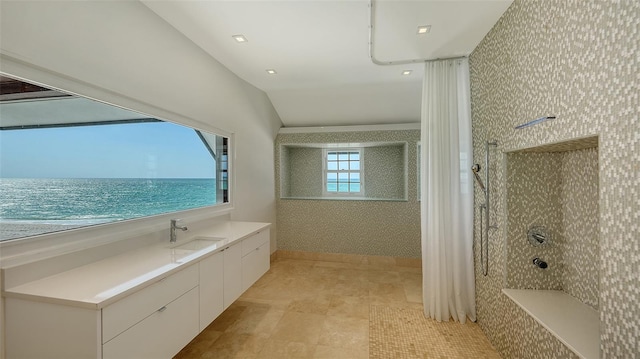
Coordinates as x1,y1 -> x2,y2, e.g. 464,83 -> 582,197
3,221 -> 271,309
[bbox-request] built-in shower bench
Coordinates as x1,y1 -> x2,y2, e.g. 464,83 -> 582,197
503,289 -> 600,359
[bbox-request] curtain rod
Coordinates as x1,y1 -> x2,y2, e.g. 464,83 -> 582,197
368,0 -> 467,66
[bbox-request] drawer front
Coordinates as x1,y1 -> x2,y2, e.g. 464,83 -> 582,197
241,229 -> 269,257
242,242 -> 270,292
103,287 -> 199,359
102,264 -> 198,343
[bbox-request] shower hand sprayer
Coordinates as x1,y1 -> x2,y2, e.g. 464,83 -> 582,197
473,141 -> 498,276
471,164 -> 486,194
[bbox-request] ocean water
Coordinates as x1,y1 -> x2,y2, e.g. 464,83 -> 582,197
0,178 -> 217,224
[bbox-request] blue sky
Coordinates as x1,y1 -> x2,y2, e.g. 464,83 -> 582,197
0,122 -> 216,178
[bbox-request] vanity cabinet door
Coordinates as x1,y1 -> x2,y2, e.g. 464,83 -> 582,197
199,251 -> 224,330
223,241 -> 243,309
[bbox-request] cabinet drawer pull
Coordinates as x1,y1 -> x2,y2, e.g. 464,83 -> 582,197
158,306 -> 167,312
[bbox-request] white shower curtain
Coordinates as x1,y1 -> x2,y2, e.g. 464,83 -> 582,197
420,58 -> 476,323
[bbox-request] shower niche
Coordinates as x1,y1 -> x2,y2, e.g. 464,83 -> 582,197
505,136 -> 599,307
504,136 -> 600,358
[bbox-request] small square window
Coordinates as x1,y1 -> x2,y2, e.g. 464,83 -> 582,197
323,148 -> 363,196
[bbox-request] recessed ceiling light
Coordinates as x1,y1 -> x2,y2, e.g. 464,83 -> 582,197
402,70 -> 412,75
417,25 -> 431,35
232,34 -> 248,43
266,69 -> 277,75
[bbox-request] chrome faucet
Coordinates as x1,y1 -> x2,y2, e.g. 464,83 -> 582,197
170,219 -> 188,243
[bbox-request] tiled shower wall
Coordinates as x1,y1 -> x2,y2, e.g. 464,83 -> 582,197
276,130 -> 421,258
561,148 -> 599,309
506,147 -> 599,310
469,0 -> 638,357
506,152 -> 564,291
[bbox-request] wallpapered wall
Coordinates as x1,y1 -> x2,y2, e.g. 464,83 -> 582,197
469,0 -> 638,357
506,147 -> 599,311
276,130 -> 421,258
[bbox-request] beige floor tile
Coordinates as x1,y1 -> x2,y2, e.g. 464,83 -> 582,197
173,330 -> 224,359
270,311 -> 326,345
258,339 -> 316,359
402,273 -> 423,304
175,257 -> 500,359
336,268 -> 370,282
206,304 -> 246,332
313,260 -> 363,270
225,305 -> 285,336
313,344 -> 369,359
286,294 -> 332,315
404,284 -> 423,304
369,282 -> 408,305
201,332 -> 266,359
332,278 -> 370,298
327,295 -> 370,319
317,315 -> 369,349
368,270 -> 402,284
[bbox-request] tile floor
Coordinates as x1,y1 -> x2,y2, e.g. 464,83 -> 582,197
174,257 -> 500,359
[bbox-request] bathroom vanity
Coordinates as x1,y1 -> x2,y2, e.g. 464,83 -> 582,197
2,221 -> 270,359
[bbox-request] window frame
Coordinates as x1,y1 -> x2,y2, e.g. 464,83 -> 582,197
322,148 -> 364,197
0,72 -> 235,246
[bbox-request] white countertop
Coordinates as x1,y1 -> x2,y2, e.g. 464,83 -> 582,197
503,289 -> 600,359
2,221 -> 270,309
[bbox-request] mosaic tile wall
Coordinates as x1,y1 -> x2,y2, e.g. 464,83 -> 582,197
506,152 -> 565,291
469,0 -> 638,357
506,147 -> 600,311
276,130 -> 421,258
561,147 -> 600,310
281,144 -> 406,199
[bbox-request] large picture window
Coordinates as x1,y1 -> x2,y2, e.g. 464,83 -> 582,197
0,76 -> 230,241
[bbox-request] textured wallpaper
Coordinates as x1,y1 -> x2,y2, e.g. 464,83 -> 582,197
287,147 -> 324,198
276,130 -> 420,258
362,144 -> 406,199
282,144 -> 406,200
470,0 -> 638,357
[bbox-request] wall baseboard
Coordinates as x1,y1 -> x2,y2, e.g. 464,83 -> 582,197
274,250 -> 421,269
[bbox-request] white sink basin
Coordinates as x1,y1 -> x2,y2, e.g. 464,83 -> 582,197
169,248 -> 199,263
171,236 -> 226,251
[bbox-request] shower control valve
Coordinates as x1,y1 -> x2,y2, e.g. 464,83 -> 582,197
532,257 -> 548,269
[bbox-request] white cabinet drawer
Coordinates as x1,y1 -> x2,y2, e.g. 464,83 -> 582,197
103,287 -> 199,359
241,229 -> 269,257
242,241 -> 270,292
102,264 -> 198,343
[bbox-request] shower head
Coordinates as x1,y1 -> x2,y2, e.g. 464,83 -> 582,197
471,163 -> 486,193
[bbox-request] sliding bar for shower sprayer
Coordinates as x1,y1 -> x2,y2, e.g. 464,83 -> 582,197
485,140 -> 498,233
474,141 -> 497,276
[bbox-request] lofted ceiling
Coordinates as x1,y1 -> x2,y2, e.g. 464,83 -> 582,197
142,0 -> 513,128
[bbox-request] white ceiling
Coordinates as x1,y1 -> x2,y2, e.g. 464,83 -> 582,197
142,0 -> 513,127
